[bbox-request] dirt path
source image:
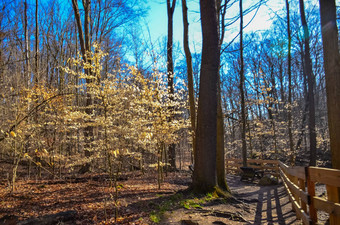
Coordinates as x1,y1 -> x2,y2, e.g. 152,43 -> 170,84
163,174 -> 300,225
228,174 -> 299,225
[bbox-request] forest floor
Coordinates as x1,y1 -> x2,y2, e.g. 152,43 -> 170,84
0,164 -> 328,225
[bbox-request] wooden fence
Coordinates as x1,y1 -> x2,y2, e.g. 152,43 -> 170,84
226,158 -> 279,176
226,159 -> 340,225
279,161 -> 340,225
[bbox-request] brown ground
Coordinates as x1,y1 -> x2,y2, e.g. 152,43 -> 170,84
0,167 -> 306,225
162,174 -> 300,225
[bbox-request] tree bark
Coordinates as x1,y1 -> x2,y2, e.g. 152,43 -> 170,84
319,0 -> 340,170
167,0 -> 177,170
299,0 -> 317,166
319,1 -> 340,216
239,0 -> 247,167
216,0 -> 230,193
34,0 -> 39,84
71,0 -> 94,172
217,79 -> 229,192
285,0 -> 295,165
193,0 -> 219,193
181,0 -> 196,162
71,0 -> 87,61
24,0 -> 30,88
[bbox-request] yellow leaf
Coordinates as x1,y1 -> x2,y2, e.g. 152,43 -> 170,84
112,150 -> 118,158
10,131 -> 16,137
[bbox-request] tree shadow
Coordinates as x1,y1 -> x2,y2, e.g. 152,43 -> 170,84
252,185 -> 298,225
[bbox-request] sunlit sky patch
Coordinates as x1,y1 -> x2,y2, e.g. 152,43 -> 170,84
145,0 -> 279,51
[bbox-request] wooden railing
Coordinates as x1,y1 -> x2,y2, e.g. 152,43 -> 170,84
226,159 -> 340,225
279,161 -> 340,225
226,158 -> 279,176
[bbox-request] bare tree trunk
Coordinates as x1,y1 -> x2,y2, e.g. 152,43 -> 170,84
299,0 -> 317,166
167,0 -> 177,170
285,0 -> 294,164
181,0 -> 196,164
71,0 -> 86,61
319,2 -> 340,221
34,0 -> 39,84
240,0 -> 247,167
216,81 -> 229,192
216,0 -> 229,193
193,0 -> 219,193
71,0 -> 93,173
319,0 -> 340,169
83,0 -> 94,161
24,0 -> 30,88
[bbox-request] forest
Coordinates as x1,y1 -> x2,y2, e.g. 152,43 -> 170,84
0,0 -> 340,224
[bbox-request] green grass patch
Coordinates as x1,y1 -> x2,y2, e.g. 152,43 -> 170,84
148,191 -> 220,223
180,192 -> 219,210
149,212 -> 161,223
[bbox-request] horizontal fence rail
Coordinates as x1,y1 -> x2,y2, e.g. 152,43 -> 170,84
226,158 -> 279,176
226,159 -> 340,225
307,166 -> 340,225
279,161 -> 312,224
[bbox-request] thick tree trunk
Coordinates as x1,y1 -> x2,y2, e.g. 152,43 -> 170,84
181,0 -> 196,163
299,0 -> 317,166
193,0 -> 219,193
167,0 -> 177,170
319,0 -> 340,169
319,1 -> 340,219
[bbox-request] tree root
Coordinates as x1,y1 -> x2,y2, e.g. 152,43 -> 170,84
193,208 -> 249,223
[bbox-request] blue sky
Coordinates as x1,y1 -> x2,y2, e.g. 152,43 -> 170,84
145,0 -> 285,52
145,0 -> 201,49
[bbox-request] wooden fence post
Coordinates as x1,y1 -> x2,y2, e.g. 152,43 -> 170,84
298,177 -> 307,213
306,167 -> 317,224
326,185 -> 340,225
291,175 -> 299,208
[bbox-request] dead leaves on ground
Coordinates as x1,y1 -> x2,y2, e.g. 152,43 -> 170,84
0,172 -> 190,224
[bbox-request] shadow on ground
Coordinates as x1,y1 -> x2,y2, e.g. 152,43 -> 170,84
229,174 -> 299,225
162,174 -> 300,225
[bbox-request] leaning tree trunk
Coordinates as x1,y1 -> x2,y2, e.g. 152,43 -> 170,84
299,0 -> 317,166
181,0 -> 196,163
193,0 -> 219,193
